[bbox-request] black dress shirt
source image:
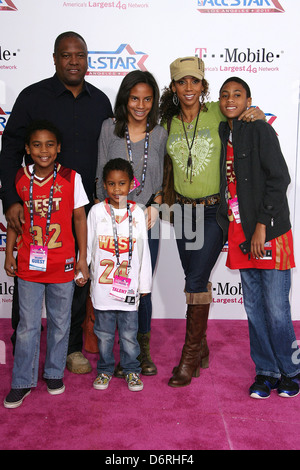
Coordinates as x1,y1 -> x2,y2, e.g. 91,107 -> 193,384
0,73 -> 113,211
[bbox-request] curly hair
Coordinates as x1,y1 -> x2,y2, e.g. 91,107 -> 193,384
102,158 -> 134,183
159,79 -> 210,125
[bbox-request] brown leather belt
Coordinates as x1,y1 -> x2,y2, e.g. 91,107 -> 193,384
175,192 -> 220,208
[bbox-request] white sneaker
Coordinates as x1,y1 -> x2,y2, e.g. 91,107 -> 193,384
125,372 -> 143,392
93,373 -> 112,390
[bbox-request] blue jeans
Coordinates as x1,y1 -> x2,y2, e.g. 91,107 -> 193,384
11,278 -> 74,389
240,268 -> 300,379
94,309 -> 141,375
175,204 -> 224,293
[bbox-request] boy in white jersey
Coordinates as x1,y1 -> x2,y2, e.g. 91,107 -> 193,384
87,158 -> 152,391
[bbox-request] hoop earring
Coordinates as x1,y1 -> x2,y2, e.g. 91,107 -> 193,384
173,92 -> 179,107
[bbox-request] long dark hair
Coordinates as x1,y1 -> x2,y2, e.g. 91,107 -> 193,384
159,78 -> 210,125
114,70 -> 160,138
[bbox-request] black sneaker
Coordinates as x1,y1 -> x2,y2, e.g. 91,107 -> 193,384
277,376 -> 300,398
46,379 -> 65,395
4,388 -> 31,409
249,375 -> 279,399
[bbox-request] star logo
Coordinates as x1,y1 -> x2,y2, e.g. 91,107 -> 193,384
87,44 -> 148,76
0,107 -> 11,135
0,0 -> 18,11
54,182 -> 63,194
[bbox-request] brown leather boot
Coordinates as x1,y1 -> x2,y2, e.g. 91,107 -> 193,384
171,284 -> 212,377
172,335 -> 209,376
168,304 -> 209,388
199,335 -> 209,369
137,332 -> 157,376
114,332 -> 158,377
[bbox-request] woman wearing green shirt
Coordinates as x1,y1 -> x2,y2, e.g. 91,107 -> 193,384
160,56 -> 264,388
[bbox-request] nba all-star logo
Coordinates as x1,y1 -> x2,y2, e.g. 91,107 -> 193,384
87,44 -> 148,76
197,0 -> 284,13
0,0 -> 17,11
0,107 -> 10,135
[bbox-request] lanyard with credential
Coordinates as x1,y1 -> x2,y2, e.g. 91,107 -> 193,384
29,164 -> 57,246
109,202 -> 133,274
125,120 -> 150,195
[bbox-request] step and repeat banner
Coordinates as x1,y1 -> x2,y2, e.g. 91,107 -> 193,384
0,0 -> 299,319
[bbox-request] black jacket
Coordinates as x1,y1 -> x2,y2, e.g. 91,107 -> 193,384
217,119 -> 291,254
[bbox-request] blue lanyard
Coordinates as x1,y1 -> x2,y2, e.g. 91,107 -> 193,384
29,164 -> 57,246
109,202 -> 133,273
125,120 -> 150,195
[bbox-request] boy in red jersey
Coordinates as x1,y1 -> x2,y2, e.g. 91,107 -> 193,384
4,120 -> 89,408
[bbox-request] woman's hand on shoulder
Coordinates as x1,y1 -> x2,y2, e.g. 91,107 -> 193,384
239,107 -> 266,122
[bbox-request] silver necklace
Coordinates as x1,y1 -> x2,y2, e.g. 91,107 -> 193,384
180,109 -> 200,183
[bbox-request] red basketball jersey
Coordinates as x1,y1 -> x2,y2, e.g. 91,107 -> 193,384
15,164 -> 76,283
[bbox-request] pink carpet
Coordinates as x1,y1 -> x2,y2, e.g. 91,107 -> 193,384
1,318 -> 300,451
